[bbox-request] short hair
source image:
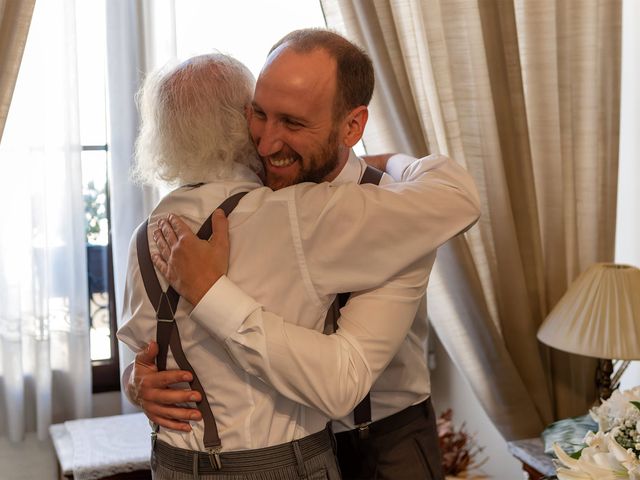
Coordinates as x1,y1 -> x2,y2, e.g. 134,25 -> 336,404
269,28 -> 374,119
133,53 -> 261,186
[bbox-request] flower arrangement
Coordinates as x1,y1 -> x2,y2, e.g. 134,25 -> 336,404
554,386 -> 640,479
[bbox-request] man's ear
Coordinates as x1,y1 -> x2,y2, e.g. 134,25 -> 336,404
341,106 -> 368,148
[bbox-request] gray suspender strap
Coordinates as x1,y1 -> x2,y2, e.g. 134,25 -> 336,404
359,164 -> 384,186
325,165 -> 383,431
330,164 -> 383,330
135,190 -> 248,461
334,292 -> 372,429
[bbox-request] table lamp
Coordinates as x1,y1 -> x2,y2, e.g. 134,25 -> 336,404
537,263 -> 640,400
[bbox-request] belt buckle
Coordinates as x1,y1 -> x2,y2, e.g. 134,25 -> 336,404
207,446 -> 222,470
356,422 -> 371,440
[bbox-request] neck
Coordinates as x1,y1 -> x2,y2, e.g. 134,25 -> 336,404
322,147 -> 350,182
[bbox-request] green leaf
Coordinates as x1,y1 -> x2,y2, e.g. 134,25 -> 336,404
631,401 -> 640,412
570,447 -> 584,459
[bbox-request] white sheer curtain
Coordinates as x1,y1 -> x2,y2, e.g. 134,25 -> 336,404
0,0 -> 92,442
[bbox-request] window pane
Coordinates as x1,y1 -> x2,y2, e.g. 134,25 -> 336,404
82,150 -> 109,246
81,150 -> 112,361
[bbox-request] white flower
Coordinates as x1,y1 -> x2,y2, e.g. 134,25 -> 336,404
591,388 -> 640,432
556,388 -> 640,479
556,470 -> 592,480
629,465 -> 640,480
606,430 -> 640,472
554,431 -> 638,479
554,440 -> 621,479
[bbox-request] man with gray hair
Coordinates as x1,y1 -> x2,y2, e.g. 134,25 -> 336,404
120,32 -> 478,479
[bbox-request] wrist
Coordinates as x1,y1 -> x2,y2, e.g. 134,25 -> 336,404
186,273 -> 223,306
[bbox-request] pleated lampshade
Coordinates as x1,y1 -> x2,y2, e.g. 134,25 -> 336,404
537,263 -> 640,359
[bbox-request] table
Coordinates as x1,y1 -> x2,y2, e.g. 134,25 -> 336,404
507,437 -> 557,479
49,413 -> 151,480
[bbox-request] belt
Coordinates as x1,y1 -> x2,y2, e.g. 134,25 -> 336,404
153,425 -> 334,474
340,398 -> 432,438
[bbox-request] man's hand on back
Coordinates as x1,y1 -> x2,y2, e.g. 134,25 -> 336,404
152,209 -> 230,305
125,341 -> 202,432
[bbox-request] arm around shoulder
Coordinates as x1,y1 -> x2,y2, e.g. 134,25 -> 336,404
295,152 -> 481,296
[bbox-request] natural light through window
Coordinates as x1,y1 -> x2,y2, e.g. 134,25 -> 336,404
2,0 -> 336,377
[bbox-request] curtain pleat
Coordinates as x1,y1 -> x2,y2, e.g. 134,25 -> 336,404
0,0 -> 35,141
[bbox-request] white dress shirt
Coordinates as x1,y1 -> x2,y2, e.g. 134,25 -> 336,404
117,153 -> 480,452
191,152 -> 441,433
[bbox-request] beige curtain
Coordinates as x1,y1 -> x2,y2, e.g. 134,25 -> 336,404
0,0 -> 35,142
321,0 -> 621,440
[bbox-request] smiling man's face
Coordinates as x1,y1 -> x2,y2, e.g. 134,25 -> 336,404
248,46 -> 349,190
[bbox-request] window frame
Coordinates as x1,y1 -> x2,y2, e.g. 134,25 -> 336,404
82,143 -> 121,393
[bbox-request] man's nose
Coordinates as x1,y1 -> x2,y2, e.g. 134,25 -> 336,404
255,121 -> 284,157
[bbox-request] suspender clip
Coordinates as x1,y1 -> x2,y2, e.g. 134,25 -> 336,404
150,423 -> 159,449
207,446 -> 223,470
357,422 -> 371,440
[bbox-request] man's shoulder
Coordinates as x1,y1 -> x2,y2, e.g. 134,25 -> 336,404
154,182 -> 225,212
151,182 -> 264,226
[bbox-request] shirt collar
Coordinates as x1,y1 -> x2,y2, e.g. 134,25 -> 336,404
230,162 -> 264,185
331,150 -> 364,186
180,163 -> 263,188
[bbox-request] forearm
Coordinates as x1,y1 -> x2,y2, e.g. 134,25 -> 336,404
191,267 -> 427,419
225,312 -> 372,418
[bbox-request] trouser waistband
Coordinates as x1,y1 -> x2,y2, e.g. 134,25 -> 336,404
153,424 -> 334,474
340,398 -> 432,438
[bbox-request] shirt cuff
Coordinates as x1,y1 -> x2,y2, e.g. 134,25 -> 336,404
190,275 -> 261,341
385,154 -> 416,181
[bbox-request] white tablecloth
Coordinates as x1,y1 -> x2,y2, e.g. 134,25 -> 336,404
50,412 -> 151,480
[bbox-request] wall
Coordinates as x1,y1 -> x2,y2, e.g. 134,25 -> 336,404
430,331 -> 525,479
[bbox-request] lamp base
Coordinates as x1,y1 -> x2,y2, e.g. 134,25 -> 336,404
596,359 -> 613,401
595,359 -> 632,403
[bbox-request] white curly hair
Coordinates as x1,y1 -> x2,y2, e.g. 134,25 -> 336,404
132,53 -> 261,186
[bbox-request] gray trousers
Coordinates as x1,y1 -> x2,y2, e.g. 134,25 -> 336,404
151,425 -> 341,480
335,398 -> 444,480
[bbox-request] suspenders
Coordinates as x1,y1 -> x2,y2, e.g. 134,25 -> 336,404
359,164 -> 385,186
325,165 -> 384,436
134,166 -> 383,459
135,190 -> 248,468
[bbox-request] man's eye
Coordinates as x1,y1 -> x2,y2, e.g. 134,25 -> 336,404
252,109 -> 266,119
284,119 -> 302,129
